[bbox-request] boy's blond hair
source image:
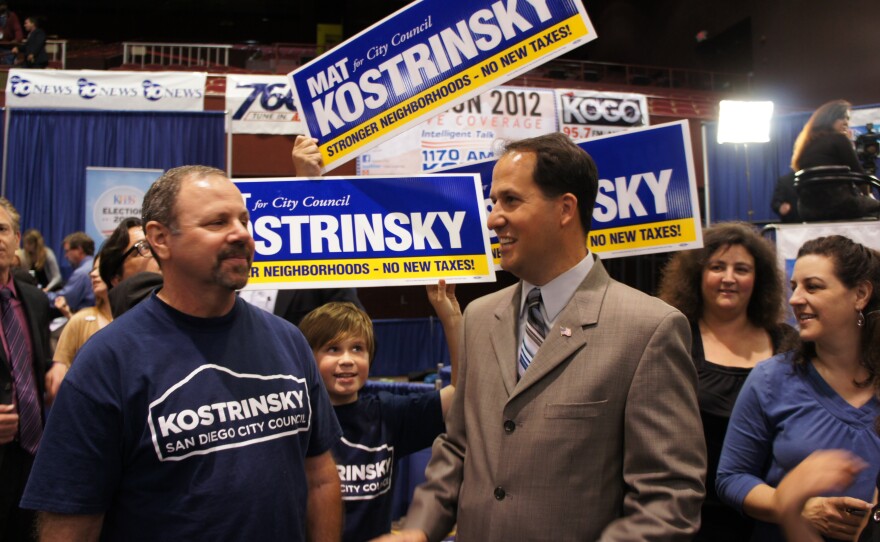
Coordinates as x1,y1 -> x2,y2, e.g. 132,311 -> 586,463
299,302 -> 376,362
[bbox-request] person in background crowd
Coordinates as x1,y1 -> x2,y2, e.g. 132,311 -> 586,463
298,281 -> 461,542
98,217 -> 160,291
99,218 -> 163,319
46,232 -> 94,317
11,16 -> 46,69
11,249 -> 36,286
0,198 -> 51,542
658,222 -> 799,542
21,165 -> 342,541
771,171 -> 801,223
44,255 -> 112,405
379,133 -> 705,542
717,235 -> 880,542
20,230 -> 61,292
793,100 -> 862,173
107,269 -> 164,318
791,99 -> 880,220
0,3 -> 23,65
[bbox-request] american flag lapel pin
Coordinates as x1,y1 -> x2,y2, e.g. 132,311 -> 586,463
560,326 -> 571,337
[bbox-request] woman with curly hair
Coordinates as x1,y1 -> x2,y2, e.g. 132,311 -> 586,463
658,222 -> 798,542
20,228 -> 61,291
717,235 -> 880,541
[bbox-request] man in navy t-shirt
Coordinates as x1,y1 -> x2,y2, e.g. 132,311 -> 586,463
21,165 -> 342,541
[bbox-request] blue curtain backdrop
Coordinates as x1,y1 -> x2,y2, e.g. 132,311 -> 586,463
704,110 -> 811,224
3,109 -> 225,261
370,317 -> 451,377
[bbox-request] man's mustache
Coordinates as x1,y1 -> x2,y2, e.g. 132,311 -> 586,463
218,244 -> 252,262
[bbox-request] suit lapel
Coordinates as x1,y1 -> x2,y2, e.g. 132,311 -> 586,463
510,260 -> 611,401
489,285 -> 520,397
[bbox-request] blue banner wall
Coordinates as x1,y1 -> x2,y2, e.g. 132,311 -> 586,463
4,109 -> 225,260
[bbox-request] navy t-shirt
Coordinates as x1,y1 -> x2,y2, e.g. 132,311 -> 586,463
334,390 -> 444,542
21,293 -> 341,541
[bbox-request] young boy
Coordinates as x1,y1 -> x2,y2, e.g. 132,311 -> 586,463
298,282 -> 460,542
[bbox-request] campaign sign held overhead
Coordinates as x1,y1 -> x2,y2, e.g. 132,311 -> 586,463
235,174 -> 495,289
440,120 -> 703,263
288,0 -> 596,171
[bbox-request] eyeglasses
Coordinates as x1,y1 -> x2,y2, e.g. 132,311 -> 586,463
111,240 -> 152,281
121,240 -> 152,261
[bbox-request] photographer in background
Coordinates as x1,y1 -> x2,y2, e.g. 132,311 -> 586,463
855,122 -> 880,177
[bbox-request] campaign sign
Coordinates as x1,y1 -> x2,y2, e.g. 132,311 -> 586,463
235,174 -> 495,289
85,167 -> 163,243
288,0 -> 596,171
440,120 -> 703,263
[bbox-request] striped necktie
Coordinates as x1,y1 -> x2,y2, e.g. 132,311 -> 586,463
0,288 -> 42,455
519,288 -> 546,377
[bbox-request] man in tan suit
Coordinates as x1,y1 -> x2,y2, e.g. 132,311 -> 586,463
380,133 -> 706,541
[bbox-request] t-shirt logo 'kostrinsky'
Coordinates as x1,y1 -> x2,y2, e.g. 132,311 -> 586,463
337,437 -> 394,501
147,364 -> 312,461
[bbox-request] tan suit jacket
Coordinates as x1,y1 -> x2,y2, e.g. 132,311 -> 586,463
406,259 -> 706,541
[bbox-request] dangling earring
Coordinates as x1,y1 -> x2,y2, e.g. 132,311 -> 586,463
857,310 -> 865,328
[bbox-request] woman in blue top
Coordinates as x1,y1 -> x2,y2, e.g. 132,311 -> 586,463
717,235 -> 880,541
659,222 -> 798,542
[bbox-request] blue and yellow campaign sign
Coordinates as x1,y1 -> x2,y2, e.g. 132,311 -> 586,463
440,120 -> 704,263
235,174 -> 495,289
288,0 -> 596,171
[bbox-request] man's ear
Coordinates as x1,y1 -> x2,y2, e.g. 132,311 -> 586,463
559,193 -> 579,228
145,221 -> 171,262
